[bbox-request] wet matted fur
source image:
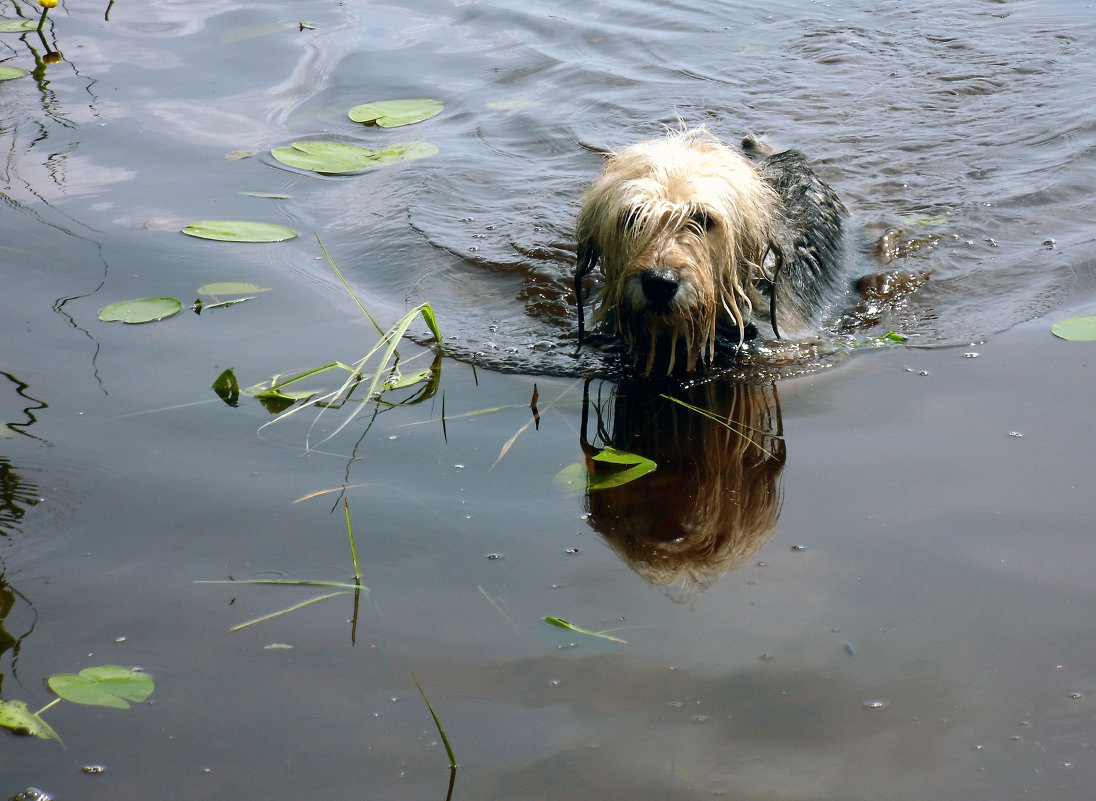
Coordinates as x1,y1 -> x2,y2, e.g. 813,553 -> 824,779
575,127 -> 849,375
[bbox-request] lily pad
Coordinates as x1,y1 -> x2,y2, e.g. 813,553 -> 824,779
181,220 -> 298,242
0,699 -> 61,740
0,65 -> 28,81
47,666 -> 154,709
348,98 -> 443,127
99,297 -> 183,324
1051,314 -> 1096,341
271,140 -> 437,174
0,19 -> 37,32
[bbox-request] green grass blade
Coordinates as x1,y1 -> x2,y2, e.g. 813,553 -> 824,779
315,234 -> 385,337
412,674 -> 457,769
660,394 -> 780,459
229,591 -> 352,632
543,616 -> 627,644
195,579 -> 363,590
344,499 -> 361,581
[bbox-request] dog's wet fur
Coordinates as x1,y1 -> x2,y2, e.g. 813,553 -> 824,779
575,128 -> 856,375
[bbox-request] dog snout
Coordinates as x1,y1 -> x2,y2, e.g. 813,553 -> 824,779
640,269 -> 680,308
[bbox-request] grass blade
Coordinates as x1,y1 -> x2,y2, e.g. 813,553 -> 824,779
412,674 -> 457,769
229,591 -> 351,631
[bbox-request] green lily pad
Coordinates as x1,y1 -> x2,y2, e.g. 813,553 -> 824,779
99,297 -> 183,324
271,140 -> 437,174
0,65 -> 28,81
0,699 -> 61,740
348,98 -> 443,127
181,220 -> 298,242
0,19 -> 37,33
1051,314 -> 1096,341
47,666 -> 154,709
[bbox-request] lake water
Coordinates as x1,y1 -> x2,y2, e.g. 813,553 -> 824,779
2,0 -> 1096,798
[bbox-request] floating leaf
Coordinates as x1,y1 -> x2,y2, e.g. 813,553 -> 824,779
1051,314 -> 1096,341
543,616 -> 627,644
225,149 -> 257,161
0,19 -> 37,33
181,220 -> 298,242
99,297 -> 183,324
212,368 -> 240,407
197,282 -> 271,296
271,140 -> 437,175
348,98 -> 443,127
47,666 -> 154,709
0,65 -> 28,81
0,699 -> 61,741
554,447 -> 657,496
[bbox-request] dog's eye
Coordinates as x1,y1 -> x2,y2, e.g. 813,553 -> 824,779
619,208 -> 643,232
690,210 -> 715,231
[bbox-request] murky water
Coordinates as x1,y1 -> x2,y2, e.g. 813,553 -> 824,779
2,0 -> 1096,798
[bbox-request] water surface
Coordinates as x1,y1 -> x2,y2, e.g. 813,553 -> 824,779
2,0 -> 1096,799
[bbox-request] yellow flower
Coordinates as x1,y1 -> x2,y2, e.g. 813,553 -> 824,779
38,0 -> 59,7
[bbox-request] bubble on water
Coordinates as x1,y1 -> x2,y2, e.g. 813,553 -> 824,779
81,765 -> 105,775
962,352 -> 979,358
564,547 -> 579,555
485,553 -> 502,560
863,700 -> 888,710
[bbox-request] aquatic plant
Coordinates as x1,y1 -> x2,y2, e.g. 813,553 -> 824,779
0,665 -> 154,744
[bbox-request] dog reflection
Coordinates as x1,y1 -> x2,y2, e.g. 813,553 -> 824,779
579,380 -> 785,590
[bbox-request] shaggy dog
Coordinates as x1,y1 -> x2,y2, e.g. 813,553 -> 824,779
575,128 -> 848,375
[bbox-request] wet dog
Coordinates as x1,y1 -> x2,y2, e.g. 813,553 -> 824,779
575,127 -> 848,375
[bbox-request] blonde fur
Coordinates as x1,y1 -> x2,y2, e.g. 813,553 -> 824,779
577,128 -> 780,374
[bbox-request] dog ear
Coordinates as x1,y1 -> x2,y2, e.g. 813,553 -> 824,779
574,238 -> 601,351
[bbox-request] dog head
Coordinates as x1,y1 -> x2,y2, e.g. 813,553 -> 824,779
576,128 -> 778,374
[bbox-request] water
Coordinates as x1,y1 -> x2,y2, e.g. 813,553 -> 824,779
2,0 -> 1096,798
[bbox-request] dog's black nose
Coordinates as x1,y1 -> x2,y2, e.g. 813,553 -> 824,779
640,269 -> 679,307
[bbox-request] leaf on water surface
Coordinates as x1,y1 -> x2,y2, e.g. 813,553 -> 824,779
0,65 -> 29,80
180,220 -> 298,243
543,617 -> 627,644
255,389 -> 312,414
1050,314 -> 1096,341
212,368 -> 240,407
47,666 -> 154,710
197,282 -> 271,296
348,98 -> 443,127
271,140 -> 438,175
99,297 -> 183,324
0,19 -> 37,33
553,447 -> 657,496
0,699 -> 61,741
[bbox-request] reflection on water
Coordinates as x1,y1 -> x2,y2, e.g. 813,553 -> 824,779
579,379 -> 785,591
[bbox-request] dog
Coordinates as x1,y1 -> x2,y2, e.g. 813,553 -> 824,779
575,127 -> 849,375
